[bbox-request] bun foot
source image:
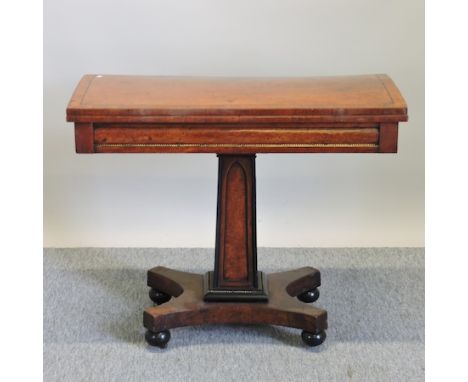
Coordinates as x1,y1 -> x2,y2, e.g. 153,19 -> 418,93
301,330 -> 326,347
149,288 -> 171,305
297,288 -> 320,303
144,267 -> 328,348
145,329 -> 171,348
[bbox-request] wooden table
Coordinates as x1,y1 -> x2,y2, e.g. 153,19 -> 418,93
67,74 -> 408,348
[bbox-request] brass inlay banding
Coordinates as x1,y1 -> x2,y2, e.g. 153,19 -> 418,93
95,143 -> 378,148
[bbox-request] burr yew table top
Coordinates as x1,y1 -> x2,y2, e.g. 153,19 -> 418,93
67,74 -> 407,154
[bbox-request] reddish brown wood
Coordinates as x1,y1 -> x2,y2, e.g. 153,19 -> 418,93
74,122 -> 94,153
94,143 -> 379,154
94,125 -> 379,145
65,74 -> 409,345
379,123 -> 399,153
75,114 -> 406,124
68,74 -> 407,154
67,74 -> 407,122
214,155 -> 257,289
92,124 -> 380,154
144,266 -> 327,333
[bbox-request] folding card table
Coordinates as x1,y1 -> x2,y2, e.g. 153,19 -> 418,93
67,74 -> 407,348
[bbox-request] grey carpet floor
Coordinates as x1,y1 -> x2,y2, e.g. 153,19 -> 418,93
44,248 -> 424,382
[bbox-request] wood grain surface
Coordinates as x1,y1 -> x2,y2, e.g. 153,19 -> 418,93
144,266 -> 327,333
68,74 -> 407,153
213,155 -> 257,289
67,74 -> 407,122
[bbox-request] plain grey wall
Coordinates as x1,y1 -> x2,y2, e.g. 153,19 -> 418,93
44,0 -> 424,247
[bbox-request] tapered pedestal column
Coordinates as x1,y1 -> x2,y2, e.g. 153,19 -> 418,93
143,155 -> 328,347
204,155 -> 267,301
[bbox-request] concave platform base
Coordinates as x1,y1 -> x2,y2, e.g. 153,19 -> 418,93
143,155 -> 328,348
144,266 -> 328,346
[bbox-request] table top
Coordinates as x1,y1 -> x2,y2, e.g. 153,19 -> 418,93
67,74 -> 407,123
67,74 -> 407,154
